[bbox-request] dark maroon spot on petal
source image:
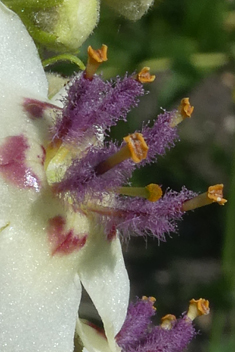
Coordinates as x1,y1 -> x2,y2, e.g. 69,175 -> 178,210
0,135 -> 41,190
107,224 -> 117,241
23,98 -> 62,119
47,215 -> 87,256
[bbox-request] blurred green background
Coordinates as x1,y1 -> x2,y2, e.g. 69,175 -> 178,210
47,0 -> 235,351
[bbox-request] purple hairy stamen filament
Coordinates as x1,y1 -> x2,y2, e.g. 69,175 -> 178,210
54,73 -> 145,144
84,186 -> 197,239
87,203 -> 182,222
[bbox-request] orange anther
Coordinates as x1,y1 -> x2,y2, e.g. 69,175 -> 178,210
123,133 -> 149,163
87,44 -> 108,64
85,44 -> 108,79
161,314 -> 176,330
142,296 -> 156,303
142,296 -> 157,310
136,67 -> 155,83
178,98 -> 194,119
187,298 -> 210,321
208,184 -> 227,205
145,183 -> 163,202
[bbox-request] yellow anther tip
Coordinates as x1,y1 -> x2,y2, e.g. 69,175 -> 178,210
87,44 -> 108,63
137,67 -> 156,83
141,296 -> 157,310
142,295 -> 156,303
179,97 -> 194,119
187,298 -> 210,321
123,133 -> 149,163
208,184 -> 227,205
161,314 -> 176,330
161,314 -> 176,322
145,184 -> 163,202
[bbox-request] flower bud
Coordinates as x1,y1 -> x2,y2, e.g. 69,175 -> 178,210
103,0 -> 154,20
2,0 -> 100,52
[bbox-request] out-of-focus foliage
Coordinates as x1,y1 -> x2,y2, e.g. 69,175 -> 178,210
86,0 -> 228,85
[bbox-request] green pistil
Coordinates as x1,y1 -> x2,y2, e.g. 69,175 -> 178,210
95,133 -> 148,176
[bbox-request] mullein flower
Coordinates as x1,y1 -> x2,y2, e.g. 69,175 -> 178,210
0,3 -> 226,352
0,4 -> 128,352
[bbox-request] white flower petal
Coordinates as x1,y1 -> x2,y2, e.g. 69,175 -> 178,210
0,2 -> 47,97
0,187 -> 85,351
77,319 -> 113,352
0,3 -> 51,148
77,228 -> 129,352
0,5 -> 87,351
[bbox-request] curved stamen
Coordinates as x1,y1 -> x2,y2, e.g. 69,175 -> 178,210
187,298 -> 210,321
182,184 -> 227,211
170,98 -> 194,127
95,133 -> 148,176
